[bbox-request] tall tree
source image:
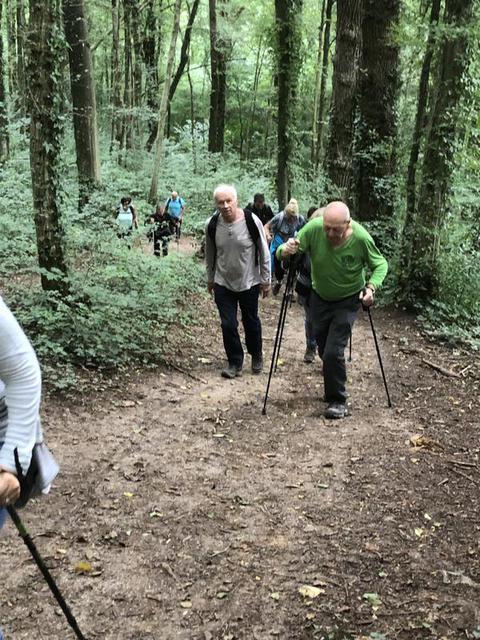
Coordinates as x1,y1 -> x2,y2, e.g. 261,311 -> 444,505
121,0 -> 134,153
27,0 -> 69,295
148,0 -> 182,203
143,0 -> 161,150
275,0 -> 304,209
111,0 -> 123,149
208,0 -> 227,153
325,0 -> 363,199
16,0 -> 26,116
62,0 -> 101,208
356,0 -> 401,222
408,0 -> 474,302
404,0 -> 441,231
0,0 -> 9,161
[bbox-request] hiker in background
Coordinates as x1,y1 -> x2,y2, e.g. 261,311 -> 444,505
264,198 -> 306,296
295,207 -> 324,363
165,191 -> 186,241
244,193 -> 274,226
146,204 -> 174,257
115,196 -> 138,242
205,184 -> 270,379
0,296 -> 58,640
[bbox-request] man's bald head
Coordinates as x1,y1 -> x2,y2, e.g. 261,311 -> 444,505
324,201 -> 350,225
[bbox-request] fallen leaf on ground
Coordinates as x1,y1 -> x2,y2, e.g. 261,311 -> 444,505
298,585 -> 324,598
74,561 -> 93,574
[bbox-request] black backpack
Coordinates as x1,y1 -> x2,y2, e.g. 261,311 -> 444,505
207,210 -> 261,266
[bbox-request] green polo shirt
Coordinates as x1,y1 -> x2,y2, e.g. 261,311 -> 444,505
277,218 -> 388,301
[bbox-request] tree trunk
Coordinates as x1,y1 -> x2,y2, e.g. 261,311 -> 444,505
121,0 -> 134,154
152,0 -> 200,149
408,0 -> 474,302
356,0 -> 401,223
325,0 -> 363,200
401,0 -> 441,263
317,0 -> 334,163
131,0 -> 142,134
0,0 -> 9,161
16,0 -> 26,115
208,0 -> 227,153
143,0 -> 161,150
6,0 -> 16,98
187,62 -> 197,172
245,35 -> 265,161
275,0 -> 304,209
62,0 -> 101,209
27,0 -> 69,295
111,0 -> 123,150
148,0 -> 182,203
311,0 -> 326,166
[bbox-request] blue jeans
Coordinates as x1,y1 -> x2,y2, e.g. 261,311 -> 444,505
214,284 -> 262,368
310,291 -> 360,403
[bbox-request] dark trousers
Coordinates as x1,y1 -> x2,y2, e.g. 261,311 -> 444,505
310,291 -> 360,404
154,232 -> 169,257
214,284 -> 262,368
273,254 -> 285,282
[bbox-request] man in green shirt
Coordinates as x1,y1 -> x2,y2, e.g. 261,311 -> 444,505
278,201 -> 388,419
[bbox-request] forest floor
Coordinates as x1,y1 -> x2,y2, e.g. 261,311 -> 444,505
1,236 -> 479,640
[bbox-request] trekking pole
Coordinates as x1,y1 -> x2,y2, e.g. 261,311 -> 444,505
363,304 -> 392,408
262,258 -> 298,415
7,505 -> 88,640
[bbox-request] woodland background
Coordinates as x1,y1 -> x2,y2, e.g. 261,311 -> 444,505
0,0 -> 479,389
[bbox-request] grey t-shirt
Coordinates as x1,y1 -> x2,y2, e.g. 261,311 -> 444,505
205,211 -> 271,292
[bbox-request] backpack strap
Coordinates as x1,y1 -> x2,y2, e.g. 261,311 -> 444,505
165,198 -> 171,213
207,211 -> 221,269
244,210 -> 260,266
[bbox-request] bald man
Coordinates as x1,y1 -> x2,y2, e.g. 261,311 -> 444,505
278,201 -> 388,419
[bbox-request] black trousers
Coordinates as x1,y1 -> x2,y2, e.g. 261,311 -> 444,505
214,284 -> 262,368
310,291 -> 360,404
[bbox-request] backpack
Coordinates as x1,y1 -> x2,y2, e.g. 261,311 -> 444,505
207,210 -> 260,266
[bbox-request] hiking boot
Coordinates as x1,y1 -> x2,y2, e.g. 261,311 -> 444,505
324,402 -> 348,419
272,280 -> 282,296
221,364 -> 243,379
304,347 -> 316,363
251,354 -> 264,374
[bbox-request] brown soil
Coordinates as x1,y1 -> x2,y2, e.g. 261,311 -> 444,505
1,242 -> 479,640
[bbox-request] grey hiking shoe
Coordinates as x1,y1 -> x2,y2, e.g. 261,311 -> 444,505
221,364 -> 243,379
272,281 -> 282,296
304,347 -> 316,363
324,402 -> 348,419
251,354 -> 264,374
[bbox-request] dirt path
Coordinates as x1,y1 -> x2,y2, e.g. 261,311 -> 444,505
1,242 -> 479,640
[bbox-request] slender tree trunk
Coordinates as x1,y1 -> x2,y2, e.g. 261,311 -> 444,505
62,0 -> 101,209
311,0 -> 326,166
275,0 -> 304,209
111,0 -> 123,150
16,0 -> 26,115
6,0 -> 16,97
402,0 -> 441,244
131,0 -> 142,135
407,0 -> 474,302
317,0 -> 334,162
356,0 -> 401,222
187,62 -> 197,173
121,0 -> 134,154
245,36 -> 265,162
143,0 -> 161,150
0,0 -> 10,161
157,0 -> 200,148
27,0 -> 69,295
325,0 -> 363,200
148,0 -> 182,203
208,0 -> 227,153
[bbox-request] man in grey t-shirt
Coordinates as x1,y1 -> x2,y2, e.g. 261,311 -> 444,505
205,184 -> 271,378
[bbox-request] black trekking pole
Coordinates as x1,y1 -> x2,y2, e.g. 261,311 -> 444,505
363,304 -> 392,408
348,330 -> 352,362
7,505 -> 88,640
262,258 -> 298,415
